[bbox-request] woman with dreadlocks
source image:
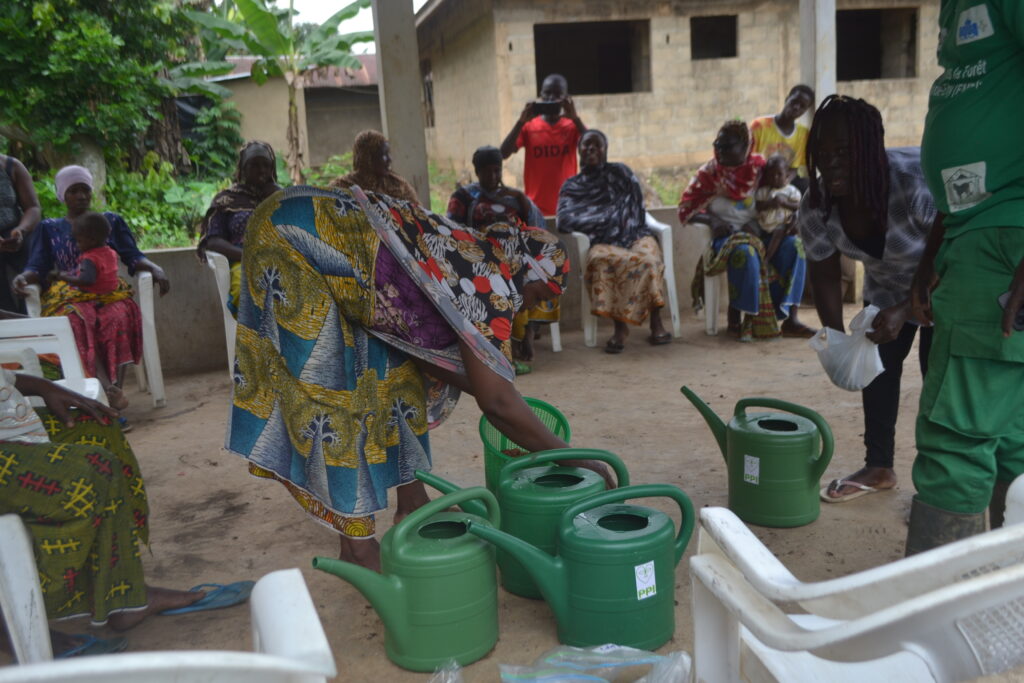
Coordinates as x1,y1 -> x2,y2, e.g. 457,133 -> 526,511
798,95 -> 937,503
678,120 -> 812,341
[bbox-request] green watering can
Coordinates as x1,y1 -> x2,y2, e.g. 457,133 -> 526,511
416,448 -> 629,599
313,487 -> 500,672
468,484 -> 694,650
681,386 -> 834,528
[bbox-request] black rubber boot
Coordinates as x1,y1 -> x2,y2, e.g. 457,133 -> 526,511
989,479 -> 1012,530
905,496 -> 987,557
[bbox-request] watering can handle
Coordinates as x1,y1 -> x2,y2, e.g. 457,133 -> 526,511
498,448 -> 630,488
734,397 -> 835,480
393,486 -> 500,549
559,484 -> 695,566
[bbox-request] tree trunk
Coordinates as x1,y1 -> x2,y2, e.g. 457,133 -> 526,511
286,77 -> 304,185
149,93 -> 191,175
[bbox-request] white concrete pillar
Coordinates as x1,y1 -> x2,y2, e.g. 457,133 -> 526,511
800,0 -> 837,101
372,0 -> 431,205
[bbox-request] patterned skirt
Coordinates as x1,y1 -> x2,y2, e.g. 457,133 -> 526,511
0,411 -> 148,624
584,235 -> 666,325
41,279 -> 143,380
228,189 -> 433,540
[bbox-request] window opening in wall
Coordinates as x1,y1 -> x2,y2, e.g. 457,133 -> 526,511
837,8 -> 918,80
690,15 -> 738,60
533,20 -> 651,95
420,60 -> 435,128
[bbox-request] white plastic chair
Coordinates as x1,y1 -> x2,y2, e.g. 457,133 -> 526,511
24,272 -> 165,408
205,251 -> 237,375
690,222 -> 724,336
691,506 -> 1024,682
0,514 -> 52,663
569,212 -> 682,348
0,317 -> 107,407
0,514 -> 336,682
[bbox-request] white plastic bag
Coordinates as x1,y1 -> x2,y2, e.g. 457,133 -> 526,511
807,305 -> 885,391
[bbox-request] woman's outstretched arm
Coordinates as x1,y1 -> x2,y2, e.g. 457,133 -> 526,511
413,341 -> 616,487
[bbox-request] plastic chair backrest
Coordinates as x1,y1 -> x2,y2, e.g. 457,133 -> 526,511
206,252 -> 237,374
0,515 -> 53,663
250,568 -> 336,676
0,651 -> 333,683
691,550 -> 1024,682
0,567 -> 336,682
0,318 -> 90,395
698,506 -> 1024,619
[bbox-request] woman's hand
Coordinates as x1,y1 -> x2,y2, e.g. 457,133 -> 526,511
11,272 -> 36,298
14,375 -> 118,428
866,301 -> 909,345
555,458 -> 617,489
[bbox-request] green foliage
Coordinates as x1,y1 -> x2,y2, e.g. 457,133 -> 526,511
0,0 -> 195,156
33,157 -> 224,249
186,0 -> 374,182
429,162 -> 459,215
303,153 -> 352,187
184,100 -> 245,179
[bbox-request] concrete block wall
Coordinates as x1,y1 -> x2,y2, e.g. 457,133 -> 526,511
419,0 -> 503,175
421,0 -> 942,192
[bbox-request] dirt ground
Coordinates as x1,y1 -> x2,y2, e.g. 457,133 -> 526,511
23,305 -> 1022,681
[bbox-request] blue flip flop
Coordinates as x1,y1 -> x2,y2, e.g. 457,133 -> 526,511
159,580 -> 254,616
55,634 -> 128,658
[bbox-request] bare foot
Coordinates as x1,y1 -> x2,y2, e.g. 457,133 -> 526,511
781,319 -> 817,338
339,536 -> 381,572
107,585 -> 204,631
105,385 -> 129,411
823,466 -> 897,500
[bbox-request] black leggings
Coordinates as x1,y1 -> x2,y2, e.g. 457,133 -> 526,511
862,318 -> 932,469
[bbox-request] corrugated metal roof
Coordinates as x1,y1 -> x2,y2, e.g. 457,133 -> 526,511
211,54 -> 377,87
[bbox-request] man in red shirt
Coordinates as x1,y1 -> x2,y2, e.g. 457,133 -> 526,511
500,74 -> 587,216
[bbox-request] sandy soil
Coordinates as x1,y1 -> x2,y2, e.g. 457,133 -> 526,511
17,305 -> 1020,681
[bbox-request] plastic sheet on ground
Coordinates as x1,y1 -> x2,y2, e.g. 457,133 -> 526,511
498,644 -> 691,682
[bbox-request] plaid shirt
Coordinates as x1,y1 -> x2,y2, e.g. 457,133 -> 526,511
799,147 -> 936,310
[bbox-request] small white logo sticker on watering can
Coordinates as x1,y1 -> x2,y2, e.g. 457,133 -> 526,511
744,455 -> 760,485
635,561 -> 656,600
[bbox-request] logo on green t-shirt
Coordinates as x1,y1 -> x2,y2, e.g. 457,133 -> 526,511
956,5 -> 994,45
941,162 -> 991,212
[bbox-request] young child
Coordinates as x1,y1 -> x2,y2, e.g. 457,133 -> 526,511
52,212 -> 119,294
755,155 -> 802,261
51,212 -> 137,417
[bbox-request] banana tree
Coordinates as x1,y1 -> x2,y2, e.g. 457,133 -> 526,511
187,0 -> 374,183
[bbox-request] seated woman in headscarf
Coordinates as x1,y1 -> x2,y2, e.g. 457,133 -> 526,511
678,120 -> 814,341
13,165 -> 169,413
196,141 -> 281,313
556,129 -> 670,354
329,130 -> 419,203
447,145 -> 560,371
228,184 -> 613,571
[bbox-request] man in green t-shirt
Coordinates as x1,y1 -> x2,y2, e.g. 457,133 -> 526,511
907,0 -> 1024,554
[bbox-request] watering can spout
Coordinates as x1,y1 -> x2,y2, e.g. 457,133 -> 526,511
680,386 -> 728,460
414,470 -> 488,517
312,557 -> 408,648
466,521 -> 567,621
